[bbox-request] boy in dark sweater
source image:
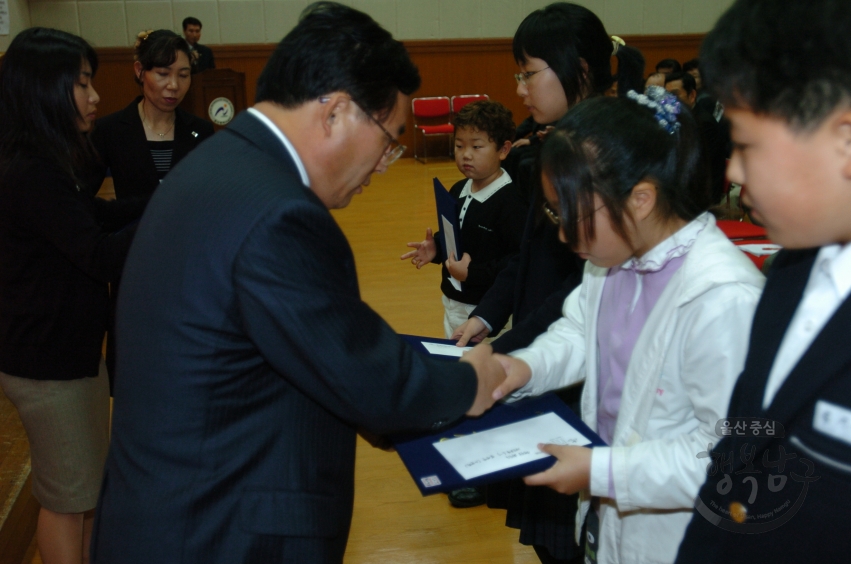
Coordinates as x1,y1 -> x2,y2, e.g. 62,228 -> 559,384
402,101 -> 527,337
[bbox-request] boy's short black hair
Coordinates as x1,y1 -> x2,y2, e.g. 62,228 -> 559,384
665,71 -> 696,95
256,1 -> 420,121
452,101 -> 515,147
183,17 -> 202,30
702,0 -> 851,131
655,58 -> 681,73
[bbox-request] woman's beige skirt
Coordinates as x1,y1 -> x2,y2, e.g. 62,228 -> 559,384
0,365 -> 109,513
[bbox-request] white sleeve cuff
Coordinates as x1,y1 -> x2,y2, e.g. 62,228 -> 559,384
474,315 -> 493,334
589,446 -> 612,498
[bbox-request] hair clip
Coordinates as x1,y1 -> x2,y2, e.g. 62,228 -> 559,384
191,131 -> 198,138
134,29 -> 154,51
627,86 -> 682,134
611,35 -> 625,56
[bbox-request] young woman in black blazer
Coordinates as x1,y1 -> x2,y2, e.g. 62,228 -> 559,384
0,28 -> 147,563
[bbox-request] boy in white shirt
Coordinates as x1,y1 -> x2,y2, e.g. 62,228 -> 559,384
674,0 -> 851,561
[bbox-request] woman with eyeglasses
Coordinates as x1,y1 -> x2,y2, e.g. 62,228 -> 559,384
449,3 -> 644,563
0,27 -> 147,564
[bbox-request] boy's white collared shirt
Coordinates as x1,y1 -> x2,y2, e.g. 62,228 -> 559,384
457,168 -> 511,228
763,243 -> 851,408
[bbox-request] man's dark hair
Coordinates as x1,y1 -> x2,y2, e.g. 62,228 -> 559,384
256,1 -> 420,121
682,58 -> 700,74
665,71 -> 696,95
452,101 -> 515,147
702,0 -> 851,131
182,17 -> 202,30
0,27 -> 99,181
134,30 -> 191,84
655,58 -> 681,73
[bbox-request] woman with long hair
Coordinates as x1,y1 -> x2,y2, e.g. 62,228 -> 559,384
0,28 -> 146,564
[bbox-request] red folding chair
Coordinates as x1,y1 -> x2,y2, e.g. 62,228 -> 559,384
716,220 -> 767,240
412,96 -> 453,163
450,94 -> 489,114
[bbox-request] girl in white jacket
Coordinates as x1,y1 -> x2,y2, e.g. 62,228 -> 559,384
491,88 -> 765,564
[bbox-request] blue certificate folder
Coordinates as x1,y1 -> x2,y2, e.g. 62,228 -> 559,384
433,178 -> 462,261
394,335 -> 605,496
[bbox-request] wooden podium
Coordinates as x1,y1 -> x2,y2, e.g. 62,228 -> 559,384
180,68 -> 247,130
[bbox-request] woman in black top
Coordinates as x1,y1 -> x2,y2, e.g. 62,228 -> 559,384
87,29 -> 214,198
86,30 -> 214,383
0,28 -> 146,563
450,4 -> 645,563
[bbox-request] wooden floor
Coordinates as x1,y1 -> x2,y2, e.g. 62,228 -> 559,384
24,158 -> 539,563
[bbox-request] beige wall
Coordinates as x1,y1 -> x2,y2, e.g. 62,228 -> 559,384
1,0 -> 32,51
19,0 -> 734,47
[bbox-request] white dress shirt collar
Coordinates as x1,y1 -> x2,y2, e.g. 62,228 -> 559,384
246,107 -> 310,187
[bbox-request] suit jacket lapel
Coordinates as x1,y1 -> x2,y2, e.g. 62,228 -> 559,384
121,98 -> 160,188
767,292 -> 851,423
736,249 -> 817,414
718,249 -> 818,471
173,109 -> 198,165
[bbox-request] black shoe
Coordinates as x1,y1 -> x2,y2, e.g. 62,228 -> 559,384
448,487 -> 485,508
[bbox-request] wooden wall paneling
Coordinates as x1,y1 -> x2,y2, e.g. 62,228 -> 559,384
405,39 -> 519,161
620,33 -> 704,77
91,34 -> 703,158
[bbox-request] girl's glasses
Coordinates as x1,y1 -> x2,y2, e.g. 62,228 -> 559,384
542,201 -> 606,226
514,67 -> 550,86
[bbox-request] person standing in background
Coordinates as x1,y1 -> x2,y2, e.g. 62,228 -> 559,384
182,17 -> 215,74
83,28 -> 214,389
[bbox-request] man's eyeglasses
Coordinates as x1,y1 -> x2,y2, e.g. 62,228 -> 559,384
352,100 -> 406,165
319,96 -> 407,165
514,67 -> 550,87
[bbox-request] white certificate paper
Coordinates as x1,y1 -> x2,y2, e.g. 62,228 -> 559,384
432,412 -> 592,480
441,214 -> 462,292
421,342 -> 471,357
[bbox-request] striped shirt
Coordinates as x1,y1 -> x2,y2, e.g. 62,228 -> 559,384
148,140 -> 174,180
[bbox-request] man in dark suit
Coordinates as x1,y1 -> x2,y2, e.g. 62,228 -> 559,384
675,0 -> 851,562
183,16 -> 215,74
90,3 -> 505,563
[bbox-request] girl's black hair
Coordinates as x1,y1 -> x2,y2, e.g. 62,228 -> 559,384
134,29 -> 191,84
614,45 -> 646,96
0,27 -> 98,181
513,2 -> 644,107
539,94 -> 711,250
